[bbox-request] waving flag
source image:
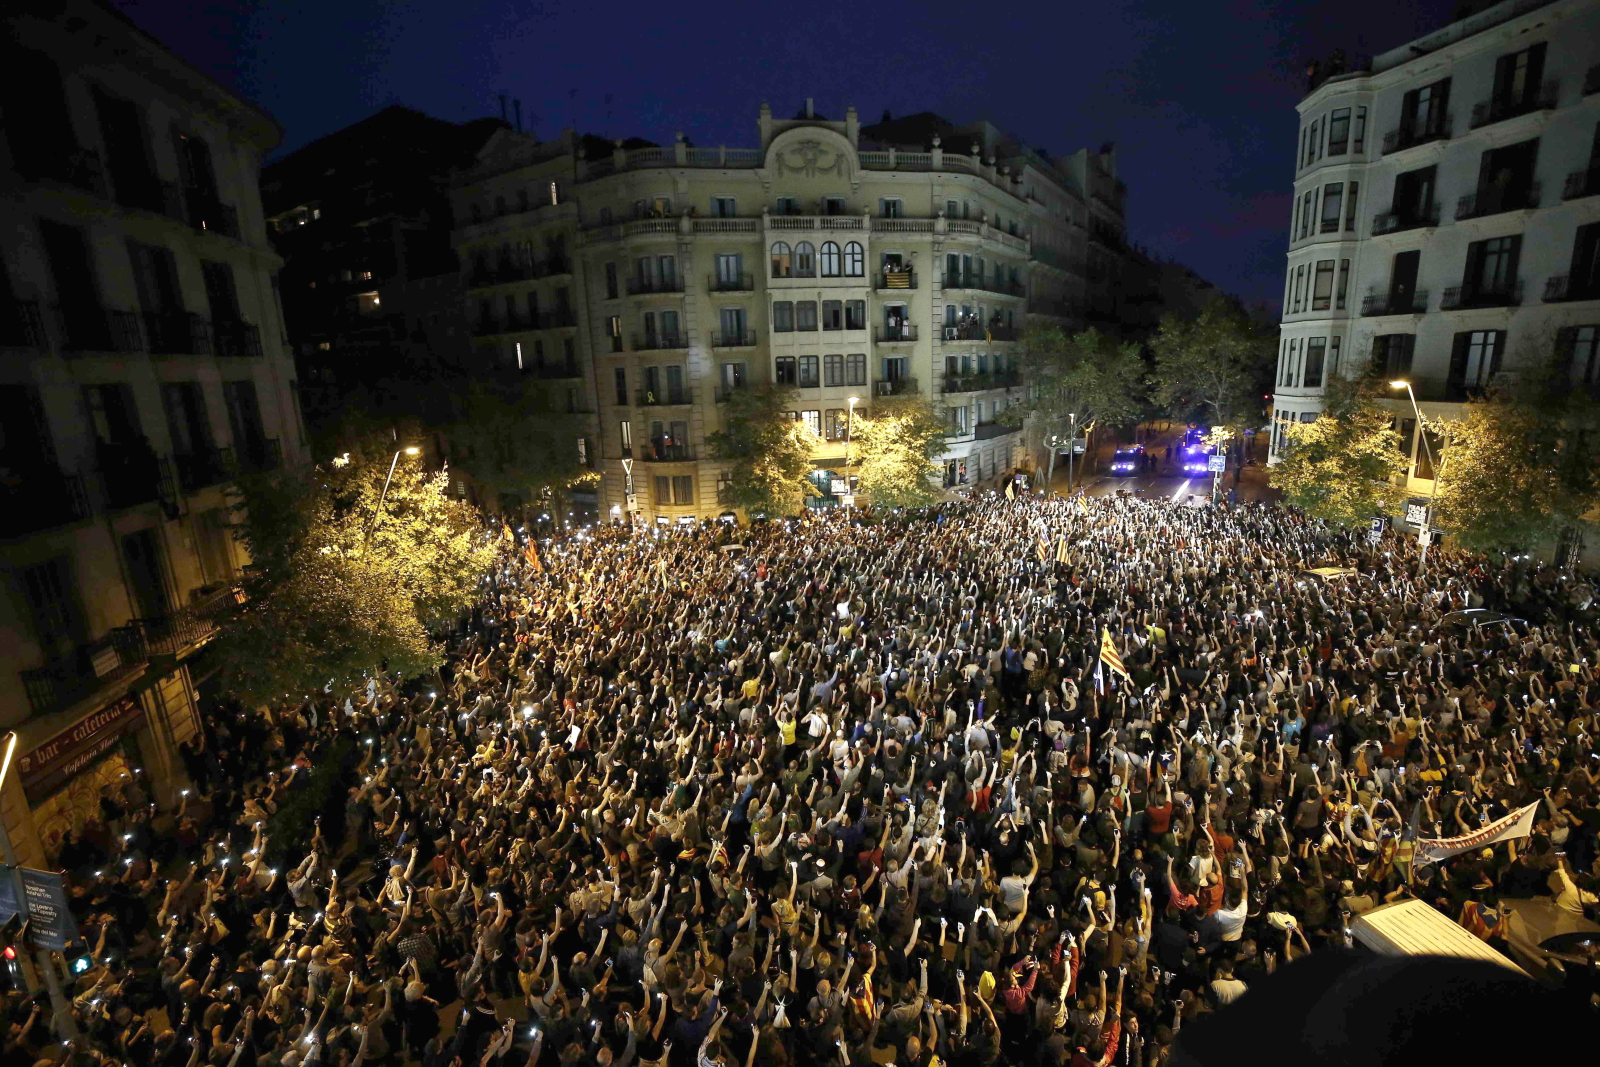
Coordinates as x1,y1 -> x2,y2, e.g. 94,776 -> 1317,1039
1055,537 -> 1070,564
1099,628 -> 1130,682
1415,802 -> 1539,866
1035,537 -> 1049,561
1005,479 -> 1016,502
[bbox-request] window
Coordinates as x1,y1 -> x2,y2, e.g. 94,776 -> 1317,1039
719,307 -> 747,345
665,365 -> 686,404
1372,334 -> 1415,378
605,262 -> 618,299
614,367 -> 627,406
824,354 -> 844,386
607,315 -> 622,352
824,197 -> 847,216
775,356 -> 797,385
1401,79 -> 1451,140
1344,181 -> 1359,232
1319,184 -> 1343,233
773,301 -> 794,332
794,242 -> 815,277
658,255 -> 677,289
1304,119 -> 1318,166
1300,191 -> 1314,239
721,362 -> 746,391
1493,43 -> 1547,111
843,242 -> 864,276
825,409 -> 848,440
1353,106 -> 1367,152
1328,336 -> 1341,379
1304,337 -> 1326,388
672,475 -> 694,505
775,196 -> 800,216
771,242 -> 792,278
845,300 -> 866,330
711,196 -> 736,217
822,300 -> 843,330
1336,260 -> 1350,310
18,557 -> 83,661
714,253 -> 744,289
1327,108 -> 1351,154
1468,235 -> 1521,297
1449,329 -> 1506,395
801,410 -> 821,437
820,242 -> 841,277
654,475 -> 670,504
847,353 -> 866,386
548,181 -> 561,205
1312,260 -> 1335,310
1563,325 -> 1599,385
798,355 -> 819,388
796,301 -> 818,331
878,198 -> 903,218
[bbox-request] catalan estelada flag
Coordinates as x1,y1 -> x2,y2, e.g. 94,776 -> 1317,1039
1099,628 -> 1130,681
1005,479 -> 1016,501
1055,537 -> 1070,564
523,542 -> 542,573
1035,537 -> 1049,561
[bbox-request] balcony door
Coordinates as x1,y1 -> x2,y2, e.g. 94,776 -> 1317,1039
223,379 -> 265,458
1393,166 -> 1435,224
173,129 -> 219,201
715,254 -> 742,287
1401,79 -> 1449,140
1476,139 -> 1539,211
1387,250 -> 1420,310
1448,329 -> 1505,398
41,220 -> 98,307
3,47 -> 78,180
122,527 -> 172,619
1491,43 -> 1545,111
202,260 -> 241,323
93,87 -> 156,208
1467,236 -> 1521,300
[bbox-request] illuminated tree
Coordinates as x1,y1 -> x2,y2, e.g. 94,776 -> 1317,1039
217,434 -> 498,705
1150,295 -> 1276,431
850,396 -> 949,507
707,385 -> 819,516
1271,380 -> 1408,529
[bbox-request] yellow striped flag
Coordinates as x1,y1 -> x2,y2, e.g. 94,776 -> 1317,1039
1035,537 -> 1049,561
1099,628 -> 1131,681
1076,494 -> 1089,515
1055,537 -> 1070,564
1005,479 -> 1016,501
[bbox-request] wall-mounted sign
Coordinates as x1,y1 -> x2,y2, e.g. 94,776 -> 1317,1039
14,696 -> 144,803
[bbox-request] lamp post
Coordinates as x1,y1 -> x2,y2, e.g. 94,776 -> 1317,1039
844,396 -> 859,505
363,446 -> 420,547
0,731 -> 77,1038
1390,380 -> 1439,574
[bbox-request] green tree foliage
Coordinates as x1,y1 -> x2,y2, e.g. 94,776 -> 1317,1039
850,396 -> 949,507
1004,325 -> 1144,438
707,385 -> 819,516
1150,296 -> 1276,430
443,379 -> 590,509
217,434 -> 498,705
1433,354 -> 1600,553
1271,380 -> 1408,529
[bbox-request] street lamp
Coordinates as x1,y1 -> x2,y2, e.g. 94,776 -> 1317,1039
844,397 -> 859,505
1389,380 -> 1439,574
364,446 -> 421,546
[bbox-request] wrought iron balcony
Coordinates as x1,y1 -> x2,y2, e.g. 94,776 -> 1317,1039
0,468 -> 90,537
186,191 -> 241,239
875,324 -> 918,343
1381,118 -> 1452,156
213,318 -> 262,358
636,388 -> 691,407
1371,204 -> 1441,235
1440,281 -> 1523,310
172,448 -> 230,493
632,332 -> 687,351
942,370 -> 1020,393
1543,275 -> 1600,303
144,310 -> 212,356
54,303 -> 144,353
708,272 -> 755,292
31,146 -> 109,197
877,270 -> 917,290
96,440 -> 164,509
626,276 -> 684,295
19,624 -> 146,719
942,322 -> 1017,341
640,443 -> 695,462
711,330 -> 757,348
1469,81 -> 1558,129
1456,182 -> 1540,220
1,299 -> 48,348
135,585 -> 243,659
230,437 -> 283,472
1361,289 -> 1429,316
873,377 -> 919,396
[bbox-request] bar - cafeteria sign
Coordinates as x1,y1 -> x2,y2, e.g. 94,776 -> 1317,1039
14,696 -> 145,802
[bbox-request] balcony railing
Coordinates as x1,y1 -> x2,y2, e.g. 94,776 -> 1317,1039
172,448 -> 230,493
877,270 -> 917,290
97,441 -> 164,509
1456,182 -> 1540,220
626,277 -> 684,295
186,191 -> 241,240
636,388 -> 691,407
33,146 -> 109,197
19,624 -> 146,719
1371,205 -> 1441,235
136,585 -> 243,659
54,304 -> 144,353
874,377 -> 919,396
467,259 -> 571,288
1469,81 -> 1558,129
1441,281 -> 1523,310
875,324 -> 918,343
230,437 -> 283,472
1361,289 -> 1430,316
942,370 -> 1020,393
942,322 -> 1017,341
712,330 -> 757,347
526,361 -> 582,379
213,318 -> 262,358
632,332 -> 687,351
1543,275 -> 1600,303
1565,168 -> 1600,201
1381,118 -> 1452,156
945,275 -> 1026,296
145,310 -> 212,356
641,443 -> 695,462
708,272 -> 755,292
1,299 -> 48,348
0,468 -> 90,538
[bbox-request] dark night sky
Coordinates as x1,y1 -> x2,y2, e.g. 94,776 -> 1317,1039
110,0 -> 1465,306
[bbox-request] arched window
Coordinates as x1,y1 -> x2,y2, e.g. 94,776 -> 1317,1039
820,241 -> 841,277
770,242 -> 792,278
843,242 -> 864,277
794,242 -> 816,278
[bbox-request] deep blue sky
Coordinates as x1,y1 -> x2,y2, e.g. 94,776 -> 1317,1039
111,0 -> 1463,306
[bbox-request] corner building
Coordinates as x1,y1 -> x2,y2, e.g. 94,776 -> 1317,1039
452,104 -> 1125,522
1272,0 -> 1600,556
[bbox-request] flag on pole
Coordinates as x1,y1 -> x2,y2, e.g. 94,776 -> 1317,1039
1005,479 -> 1016,501
1055,537 -> 1070,564
1035,537 -> 1049,561
1098,628 -> 1130,682
1076,494 -> 1089,515
524,542 -> 542,573
502,524 -> 515,544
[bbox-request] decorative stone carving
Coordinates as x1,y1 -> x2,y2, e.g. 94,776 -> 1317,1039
775,139 -> 847,179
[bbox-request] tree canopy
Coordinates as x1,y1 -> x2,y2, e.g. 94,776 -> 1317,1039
216,434 -> 498,705
850,396 -> 949,507
706,385 -> 819,516
1149,296 -> 1276,431
1270,380 -> 1408,529
443,379 -> 590,509
1004,325 -> 1144,439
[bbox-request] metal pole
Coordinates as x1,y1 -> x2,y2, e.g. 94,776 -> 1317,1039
1405,383 -> 1440,576
1066,414 -> 1076,494
0,733 -> 78,1039
1044,436 -> 1057,496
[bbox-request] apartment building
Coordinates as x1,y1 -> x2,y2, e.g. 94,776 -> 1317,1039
0,1 -> 304,864
451,103 -> 1126,523
1272,0 -> 1600,535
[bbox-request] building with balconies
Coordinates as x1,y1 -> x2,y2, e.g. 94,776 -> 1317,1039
0,0 -> 305,864
1272,0 -> 1600,551
451,102 -> 1127,521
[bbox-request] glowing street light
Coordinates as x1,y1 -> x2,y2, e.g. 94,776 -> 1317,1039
1389,379 -> 1439,574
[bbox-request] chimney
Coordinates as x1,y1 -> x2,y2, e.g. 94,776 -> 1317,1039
499,94 -> 508,123
806,97 -> 814,118
513,99 -> 523,133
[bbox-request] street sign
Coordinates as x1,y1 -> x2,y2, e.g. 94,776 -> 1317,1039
830,478 -> 848,495
1368,517 -> 1385,543
1207,455 -> 1226,472
1071,438 -> 1087,454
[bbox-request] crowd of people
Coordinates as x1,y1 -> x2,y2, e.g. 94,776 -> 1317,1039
10,489 -> 1600,1067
